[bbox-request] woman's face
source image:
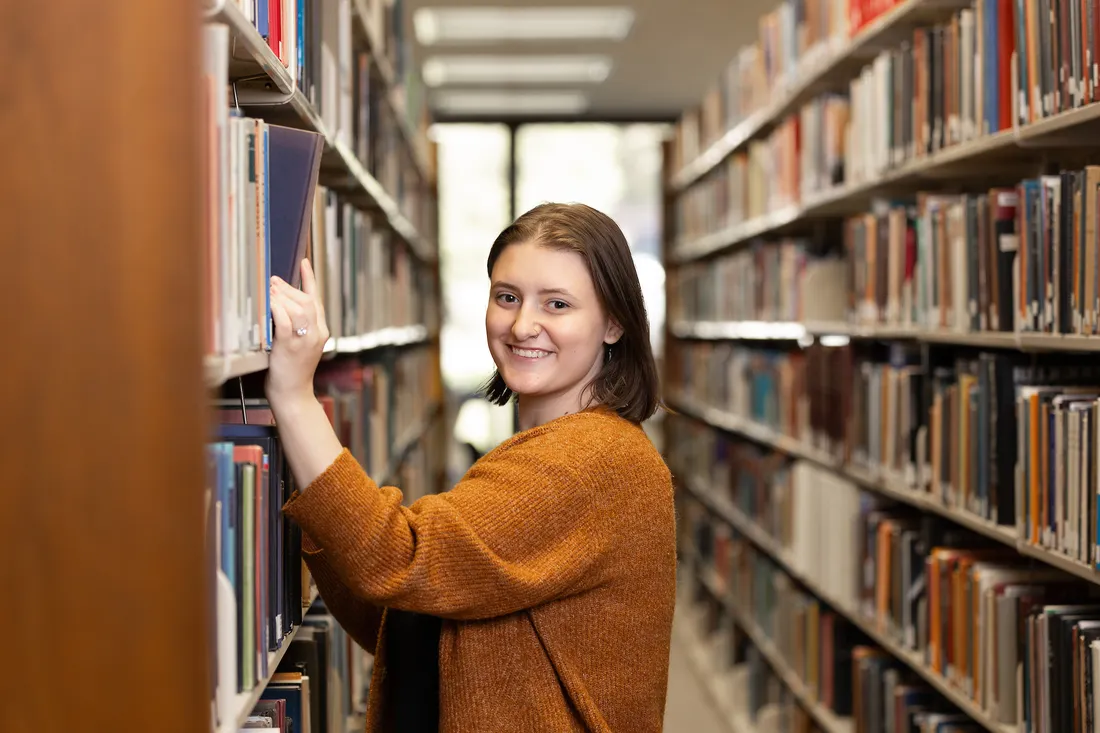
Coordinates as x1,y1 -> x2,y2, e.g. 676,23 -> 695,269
485,240 -> 622,407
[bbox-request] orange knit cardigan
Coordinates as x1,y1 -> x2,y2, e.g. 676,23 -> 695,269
281,406 -> 677,732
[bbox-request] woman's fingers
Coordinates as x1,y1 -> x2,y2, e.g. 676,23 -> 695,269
301,259 -> 330,335
270,291 -> 294,341
300,259 -> 318,296
271,276 -> 312,308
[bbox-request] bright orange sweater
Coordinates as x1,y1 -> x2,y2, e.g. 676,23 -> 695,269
282,406 -> 677,732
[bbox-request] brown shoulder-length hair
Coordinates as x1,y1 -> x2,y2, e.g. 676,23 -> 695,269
483,202 -> 661,424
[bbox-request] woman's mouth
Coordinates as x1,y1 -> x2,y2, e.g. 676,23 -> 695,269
510,346 -> 551,359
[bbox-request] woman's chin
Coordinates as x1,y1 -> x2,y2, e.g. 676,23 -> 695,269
499,370 -> 546,398
502,379 -> 539,398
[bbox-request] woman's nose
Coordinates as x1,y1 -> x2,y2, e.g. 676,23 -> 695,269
511,307 -> 541,340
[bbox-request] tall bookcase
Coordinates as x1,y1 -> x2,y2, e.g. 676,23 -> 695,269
663,0 -> 1100,731
4,0 -> 445,731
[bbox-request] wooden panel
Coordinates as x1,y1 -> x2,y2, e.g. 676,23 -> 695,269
0,2 -> 208,732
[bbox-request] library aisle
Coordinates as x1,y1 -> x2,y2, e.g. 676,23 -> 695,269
665,606 -> 734,733
21,0 -> 1100,731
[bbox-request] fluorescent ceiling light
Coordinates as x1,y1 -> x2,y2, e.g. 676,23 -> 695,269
818,334 -> 851,348
432,90 -> 589,115
414,7 -> 635,44
422,55 -> 612,87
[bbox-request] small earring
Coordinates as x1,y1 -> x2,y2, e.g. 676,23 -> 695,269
605,345 -> 612,363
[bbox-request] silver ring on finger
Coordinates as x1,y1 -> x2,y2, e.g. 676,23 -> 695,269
295,326 -> 309,337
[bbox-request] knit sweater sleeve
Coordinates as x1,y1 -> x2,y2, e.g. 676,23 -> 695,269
298,536 -> 384,653
281,428 -> 621,621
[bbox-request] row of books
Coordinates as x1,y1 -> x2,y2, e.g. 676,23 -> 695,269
669,238 -> 848,325
674,148 -> 760,244
668,341 -> 810,440
224,0 -> 312,95
679,487 -> 991,733
670,163 -> 1100,337
857,501 -> 1100,732
675,433 -> 1100,732
671,420 -> 865,606
309,346 -> 435,480
672,0 -> 896,173
672,92 -> 848,242
388,416 -> 445,502
236,599 -> 371,732
842,0 -> 1022,185
668,338 -> 1100,564
671,0 -> 1100,252
310,186 -> 439,343
678,565 -> 807,730
205,417 -> 312,727
844,172 -> 1100,336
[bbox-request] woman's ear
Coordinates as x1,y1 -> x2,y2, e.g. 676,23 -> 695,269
605,319 -> 624,345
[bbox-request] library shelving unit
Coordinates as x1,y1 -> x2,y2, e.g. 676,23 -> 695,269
6,1 -> 446,731
662,0 -> 1100,732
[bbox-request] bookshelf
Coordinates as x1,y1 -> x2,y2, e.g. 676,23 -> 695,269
664,0 -> 1100,730
198,0 -> 448,726
8,1 -> 445,731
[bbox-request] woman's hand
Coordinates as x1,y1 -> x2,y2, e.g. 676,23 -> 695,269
266,258 -> 330,411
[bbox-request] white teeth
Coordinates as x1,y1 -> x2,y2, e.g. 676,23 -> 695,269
511,347 -> 549,358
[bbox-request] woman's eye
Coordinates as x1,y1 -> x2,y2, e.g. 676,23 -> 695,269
497,293 -> 517,304
549,300 -> 569,310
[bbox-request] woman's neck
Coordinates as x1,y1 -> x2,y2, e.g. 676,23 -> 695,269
516,387 -> 595,432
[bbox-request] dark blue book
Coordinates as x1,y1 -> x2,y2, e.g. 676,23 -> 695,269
267,124 -> 324,289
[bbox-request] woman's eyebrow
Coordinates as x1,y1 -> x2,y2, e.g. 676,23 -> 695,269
491,282 -> 574,298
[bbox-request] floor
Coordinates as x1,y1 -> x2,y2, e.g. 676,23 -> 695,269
662,609 -> 729,733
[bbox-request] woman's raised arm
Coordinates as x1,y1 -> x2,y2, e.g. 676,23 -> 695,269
265,260 -> 345,489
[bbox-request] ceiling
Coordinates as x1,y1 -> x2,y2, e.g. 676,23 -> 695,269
404,0 -> 776,121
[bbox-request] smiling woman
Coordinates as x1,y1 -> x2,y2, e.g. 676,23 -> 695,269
264,202 -> 675,733
484,202 -> 661,428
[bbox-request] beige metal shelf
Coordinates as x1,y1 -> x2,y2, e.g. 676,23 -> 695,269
203,325 -> 429,388
671,319 -> 1100,352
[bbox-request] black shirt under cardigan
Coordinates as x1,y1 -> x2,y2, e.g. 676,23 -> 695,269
382,609 -> 443,732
